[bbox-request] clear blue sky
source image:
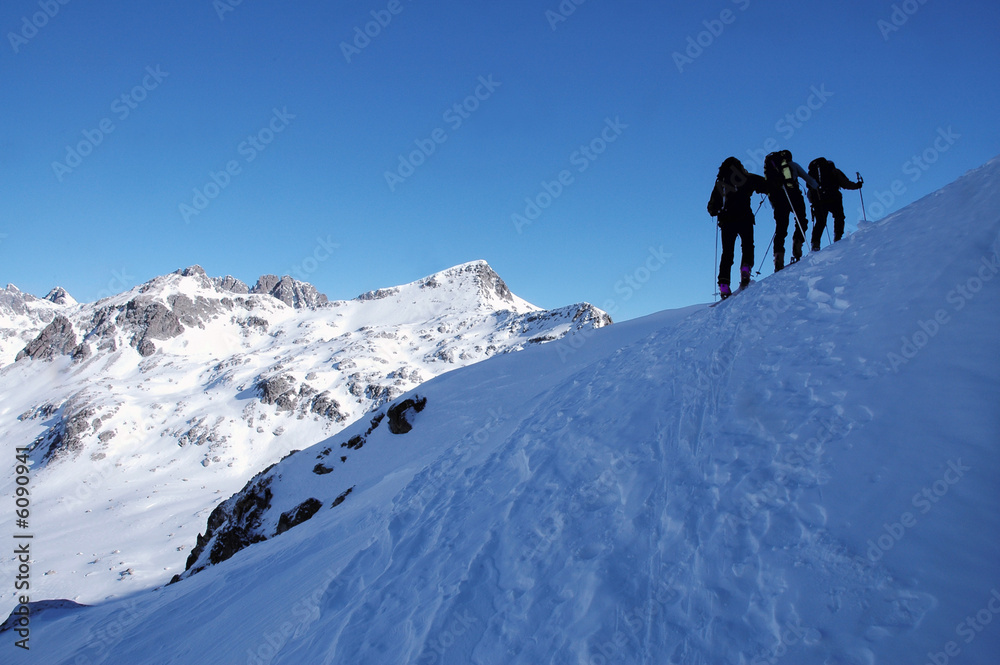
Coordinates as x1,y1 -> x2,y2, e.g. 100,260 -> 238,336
2,0 -> 998,321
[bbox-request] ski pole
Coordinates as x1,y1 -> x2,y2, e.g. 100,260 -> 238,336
783,186 -> 808,258
857,172 -> 868,222
756,232 -> 776,276
754,195 -> 773,275
714,221 -> 719,301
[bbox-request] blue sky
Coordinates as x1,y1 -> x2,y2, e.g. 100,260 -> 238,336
2,0 -> 998,321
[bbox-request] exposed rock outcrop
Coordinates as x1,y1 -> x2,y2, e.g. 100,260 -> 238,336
275,498 -> 323,535
387,395 -> 427,434
28,400 -> 96,463
120,300 -> 184,356
179,472 -> 276,578
252,275 -> 328,309
174,397 -> 421,581
16,315 -> 77,361
213,275 -> 250,295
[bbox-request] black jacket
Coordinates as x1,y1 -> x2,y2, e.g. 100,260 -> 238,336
810,163 -> 862,203
708,168 -> 768,225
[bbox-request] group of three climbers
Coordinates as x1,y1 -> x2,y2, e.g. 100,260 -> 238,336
707,150 -> 863,299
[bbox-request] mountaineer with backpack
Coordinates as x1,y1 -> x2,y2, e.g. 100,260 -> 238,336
707,157 -> 769,299
807,157 -> 863,250
764,150 -> 818,271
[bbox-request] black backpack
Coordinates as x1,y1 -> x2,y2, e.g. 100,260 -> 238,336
808,157 -> 838,195
709,157 -> 747,216
764,150 -> 795,187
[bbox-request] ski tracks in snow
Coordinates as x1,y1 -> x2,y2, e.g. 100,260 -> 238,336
284,253 -> 935,664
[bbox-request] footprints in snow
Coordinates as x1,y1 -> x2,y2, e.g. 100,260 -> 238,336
805,274 -> 851,312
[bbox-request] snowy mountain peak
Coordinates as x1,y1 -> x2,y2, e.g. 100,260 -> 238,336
0,284 -> 44,310
1,285 -> 35,310
422,259 -> 523,307
44,286 -> 76,306
356,260 -> 539,320
178,264 -> 207,277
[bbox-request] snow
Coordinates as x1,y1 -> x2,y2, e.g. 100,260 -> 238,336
0,262 -> 608,617
3,157 -> 1000,664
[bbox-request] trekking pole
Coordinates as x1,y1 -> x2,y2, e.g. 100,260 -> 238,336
752,195 -> 772,275
857,172 -> 868,222
783,186 -> 809,258
756,232 -> 775,276
713,222 -> 719,301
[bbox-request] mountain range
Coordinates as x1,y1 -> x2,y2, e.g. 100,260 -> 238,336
0,260 -> 610,611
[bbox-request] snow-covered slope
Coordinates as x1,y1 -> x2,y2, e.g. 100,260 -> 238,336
5,157 -> 1000,664
0,261 -> 610,613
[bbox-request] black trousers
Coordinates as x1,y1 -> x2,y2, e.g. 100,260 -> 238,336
770,187 -> 809,260
812,192 -> 847,247
718,217 -> 754,286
